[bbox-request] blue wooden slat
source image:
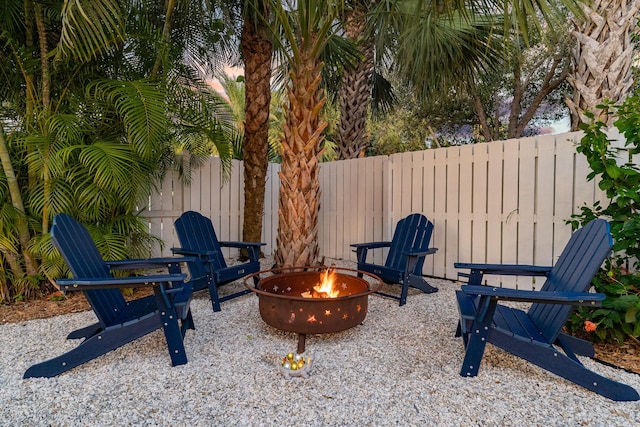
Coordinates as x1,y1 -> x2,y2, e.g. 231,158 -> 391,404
493,306 -> 546,344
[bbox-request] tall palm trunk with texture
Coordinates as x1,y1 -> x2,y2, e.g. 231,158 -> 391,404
337,3 -> 374,159
242,12 -> 273,249
274,56 -> 327,267
567,0 -> 639,129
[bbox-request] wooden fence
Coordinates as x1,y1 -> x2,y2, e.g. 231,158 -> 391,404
140,130 -> 633,290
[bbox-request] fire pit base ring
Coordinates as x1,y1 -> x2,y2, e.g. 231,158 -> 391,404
244,266 -> 382,353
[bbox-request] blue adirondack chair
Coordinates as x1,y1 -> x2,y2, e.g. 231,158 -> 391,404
350,213 -> 438,306
454,219 -> 639,401
173,211 -> 265,312
23,214 -> 195,379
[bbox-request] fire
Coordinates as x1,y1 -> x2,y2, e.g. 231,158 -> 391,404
301,268 -> 340,298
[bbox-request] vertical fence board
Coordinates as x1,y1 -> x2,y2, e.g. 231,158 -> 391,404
517,138 -> 536,289
487,141 -> 504,283
329,161 -> 339,259
535,137 -> 556,277
432,148 -> 448,278
411,150 -> 424,213
334,162 -> 346,259
356,158 -> 366,257
372,156 -> 386,266
554,138 -> 577,261
472,143 -> 488,265
501,141 -> 519,288
361,157 -> 374,263
444,147 -> 460,279
344,159 -> 359,259
421,150 -> 436,275
458,144 -> 474,273
263,163 -> 280,255
262,164 -> 275,255
199,158 -> 213,216
318,161 -> 329,258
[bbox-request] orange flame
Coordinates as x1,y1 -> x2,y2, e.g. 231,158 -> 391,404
301,268 -> 340,298
314,268 -> 340,297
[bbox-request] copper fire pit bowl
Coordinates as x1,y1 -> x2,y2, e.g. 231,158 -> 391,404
244,266 -> 381,353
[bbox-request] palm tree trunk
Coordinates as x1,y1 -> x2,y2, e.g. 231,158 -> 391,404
34,3 -> 50,110
34,2 -> 52,234
0,127 -> 38,277
274,57 -> 327,268
241,12 -> 273,250
337,4 -> 374,159
151,0 -> 177,79
567,0 -> 639,129
23,0 -> 35,131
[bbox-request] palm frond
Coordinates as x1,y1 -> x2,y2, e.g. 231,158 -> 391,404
395,10 -> 505,97
87,79 -> 170,160
26,177 -> 77,218
57,0 -> 125,62
0,0 -> 23,36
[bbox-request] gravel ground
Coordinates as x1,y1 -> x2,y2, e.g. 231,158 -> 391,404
2,257 -> 639,426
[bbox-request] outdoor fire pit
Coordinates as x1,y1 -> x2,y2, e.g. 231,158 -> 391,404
244,266 -> 382,355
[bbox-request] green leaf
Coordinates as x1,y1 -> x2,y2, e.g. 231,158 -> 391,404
57,0 -> 125,62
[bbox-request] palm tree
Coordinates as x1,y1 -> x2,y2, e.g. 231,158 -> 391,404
264,0 -> 357,267
336,0 -> 377,159
566,0 -> 639,129
241,0 -> 274,249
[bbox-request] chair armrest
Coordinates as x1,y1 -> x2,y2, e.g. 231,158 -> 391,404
56,273 -> 187,291
404,248 -> 438,257
461,285 -> 604,307
454,263 -> 552,276
219,241 -> 266,249
350,241 -> 391,250
106,257 -> 196,271
171,247 -> 218,259
351,242 -> 392,264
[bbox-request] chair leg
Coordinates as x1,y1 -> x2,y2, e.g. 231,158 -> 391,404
398,274 -> 438,306
208,280 -> 222,312
67,322 -> 102,339
459,296 -> 496,377
399,280 -> 410,306
555,332 -> 595,358
154,289 -> 189,366
180,309 -> 195,335
24,315 -> 160,378
455,321 -> 471,348
406,274 -> 438,294
159,309 -> 188,366
460,326 -> 491,377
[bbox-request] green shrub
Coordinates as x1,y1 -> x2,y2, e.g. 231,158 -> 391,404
567,98 -> 640,344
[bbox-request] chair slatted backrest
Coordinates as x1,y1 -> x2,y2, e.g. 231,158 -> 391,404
51,214 -> 127,326
174,211 -> 228,271
385,214 -> 434,275
529,219 -> 612,342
